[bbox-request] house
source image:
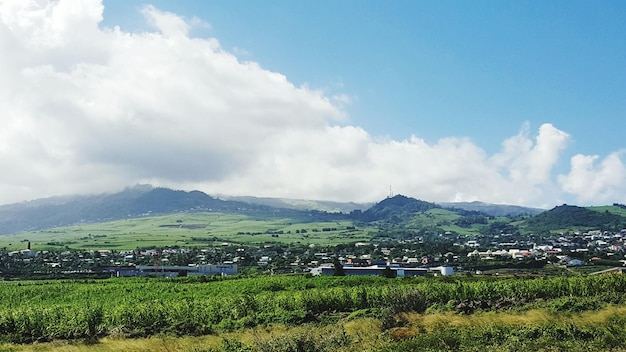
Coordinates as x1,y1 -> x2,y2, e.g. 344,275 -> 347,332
257,256 -> 271,265
567,258 -> 584,266
466,240 -> 480,248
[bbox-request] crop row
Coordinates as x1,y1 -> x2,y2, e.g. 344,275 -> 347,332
384,316 -> 626,352
0,274 -> 625,343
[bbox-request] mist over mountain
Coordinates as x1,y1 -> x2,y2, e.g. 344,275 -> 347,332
438,201 -> 545,217
216,195 -> 372,214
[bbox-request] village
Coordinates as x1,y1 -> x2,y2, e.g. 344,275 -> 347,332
2,227 -> 625,279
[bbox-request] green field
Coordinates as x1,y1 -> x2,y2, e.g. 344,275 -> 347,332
0,212 -> 376,251
2,274 -> 626,351
404,208 -> 509,236
589,205 -> 626,217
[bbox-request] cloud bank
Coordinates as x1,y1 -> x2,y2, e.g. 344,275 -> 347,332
1,0 -> 625,208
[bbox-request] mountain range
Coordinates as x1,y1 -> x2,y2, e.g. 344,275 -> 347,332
0,185 -> 245,235
0,185 -> 624,236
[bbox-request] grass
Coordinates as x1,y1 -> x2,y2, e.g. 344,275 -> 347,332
566,265 -> 616,275
384,305 -> 626,352
406,209 -> 513,236
404,209 -> 477,236
0,212 -> 376,251
0,335 -> 223,352
587,205 -> 626,217
3,306 -> 626,351
400,305 -> 626,332
0,320 -> 383,352
1,274 -> 626,351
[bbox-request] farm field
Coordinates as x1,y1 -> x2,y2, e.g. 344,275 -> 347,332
588,205 -> 626,217
1,274 -> 626,351
409,208 -> 477,235
0,212 -> 376,251
400,208 -> 513,236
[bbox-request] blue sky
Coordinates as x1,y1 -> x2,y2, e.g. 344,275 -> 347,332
101,0 -> 626,156
1,0 -> 625,207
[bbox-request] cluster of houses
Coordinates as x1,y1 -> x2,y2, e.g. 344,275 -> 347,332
462,229 -> 626,267
465,248 -> 590,266
4,228 -> 626,279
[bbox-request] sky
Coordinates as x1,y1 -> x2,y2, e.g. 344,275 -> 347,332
1,0 -> 625,208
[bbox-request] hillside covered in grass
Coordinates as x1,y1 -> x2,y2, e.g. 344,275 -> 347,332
4,189 -> 626,250
0,212 -> 374,251
524,204 -> 626,233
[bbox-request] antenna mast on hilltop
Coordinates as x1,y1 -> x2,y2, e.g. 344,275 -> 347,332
388,185 -> 394,198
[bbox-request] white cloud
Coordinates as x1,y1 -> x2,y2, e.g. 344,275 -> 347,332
195,123 -> 568,206
141,5 -> 189,38
0,0 -> 623,208
189,16 -> 211,30
491,122 -> 569,184
558,151 -> 626,205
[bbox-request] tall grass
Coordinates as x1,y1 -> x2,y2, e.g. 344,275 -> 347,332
5,311 -> 626,352
1,274 -> 626,343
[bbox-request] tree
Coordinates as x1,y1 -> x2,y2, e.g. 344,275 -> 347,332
381,266 -> 396,278
332,257 -> 345,276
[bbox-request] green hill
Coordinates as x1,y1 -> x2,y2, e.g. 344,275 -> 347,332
523,204 -> 626,233
359,195 -> 438,222
4,186 -> 626,245
354,195 -> 499,236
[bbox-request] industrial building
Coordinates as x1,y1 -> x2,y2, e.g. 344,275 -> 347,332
313,264 -> 453,277
106,264 -> 238,277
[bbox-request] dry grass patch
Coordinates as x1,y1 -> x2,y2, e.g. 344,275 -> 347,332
0,319 -> 388,352
394,304 -> 626,340
0,335 -> 222,352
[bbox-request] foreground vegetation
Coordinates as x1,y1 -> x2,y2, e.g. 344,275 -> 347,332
1,274 -> 626,351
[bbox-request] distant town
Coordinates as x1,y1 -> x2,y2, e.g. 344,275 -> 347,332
3,226 -> 625,279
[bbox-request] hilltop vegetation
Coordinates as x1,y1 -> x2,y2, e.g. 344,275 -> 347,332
525,204 -> 626,233
363,196 -> 626,236
358,195 -> 438,222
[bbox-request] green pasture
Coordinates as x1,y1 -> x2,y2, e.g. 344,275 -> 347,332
588,205 -> 626,217
406,208 -> 509,236
0,212 -> 375,251
405,208 -> 463,233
